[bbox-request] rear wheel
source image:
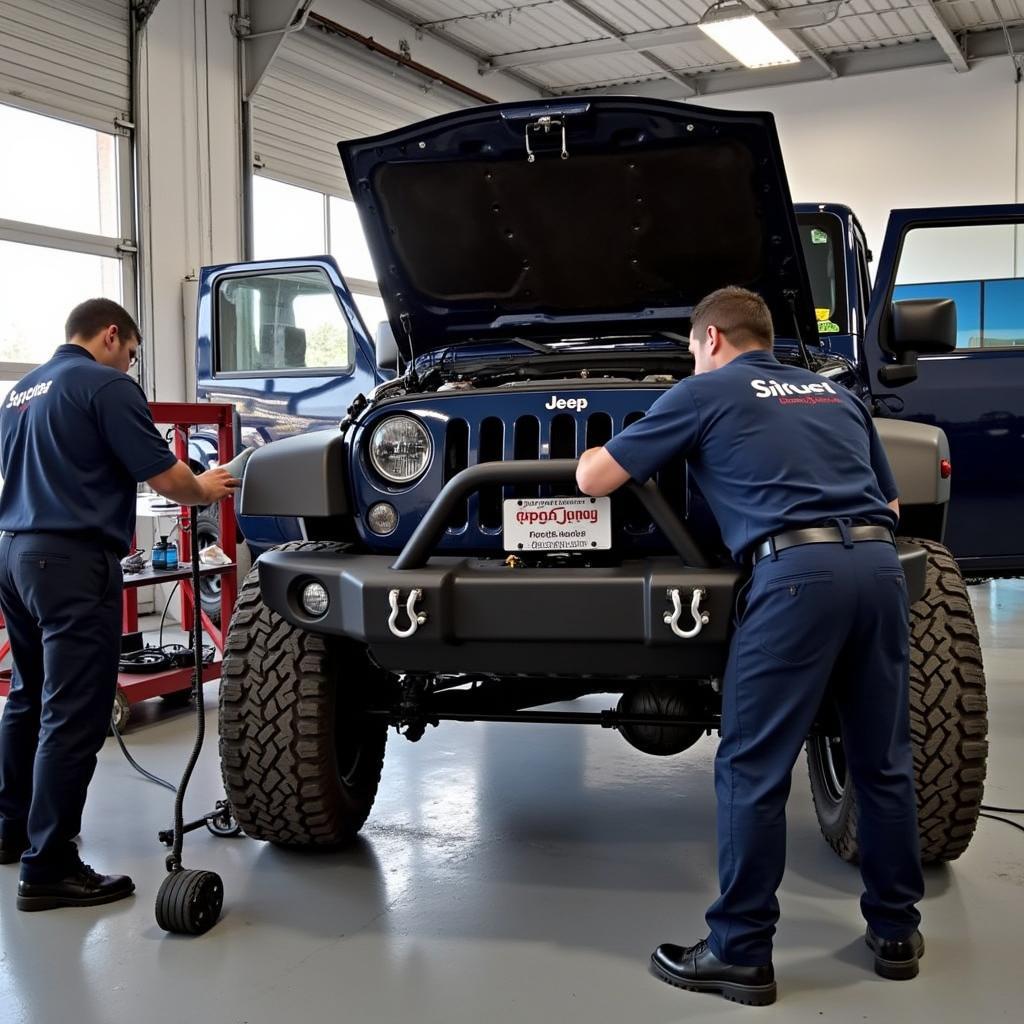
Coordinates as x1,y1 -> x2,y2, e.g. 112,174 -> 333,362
195,506 -> 223,625
219,542 -> 389,847
807,538 -> 988,864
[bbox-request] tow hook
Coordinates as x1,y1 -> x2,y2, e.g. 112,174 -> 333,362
388,588 -> 427,638
664,587 -> 709,639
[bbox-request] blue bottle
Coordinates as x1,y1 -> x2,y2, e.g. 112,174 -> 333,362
152,536 -> 167,570
165,541 -> 179,572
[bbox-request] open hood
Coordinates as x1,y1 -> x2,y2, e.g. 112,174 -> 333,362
340,97 -> 819,357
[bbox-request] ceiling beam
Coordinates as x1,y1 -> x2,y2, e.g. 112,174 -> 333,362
358,0 -> 550,97
479,2 -> 846,74
556,0 -> 698,97
555,24 -> 1024,100
910,0 -> 970,72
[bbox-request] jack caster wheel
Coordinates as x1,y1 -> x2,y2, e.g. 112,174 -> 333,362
206,802 -> 242,838
155,869 -> 224,935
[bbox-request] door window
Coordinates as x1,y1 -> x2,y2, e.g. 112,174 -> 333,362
892,223 -> 1022,351
216,269 -> 353,374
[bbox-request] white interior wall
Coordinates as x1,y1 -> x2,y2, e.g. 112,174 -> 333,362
698,57 -> 1024,275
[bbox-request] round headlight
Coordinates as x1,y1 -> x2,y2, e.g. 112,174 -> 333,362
367,502 -> 399,535
368,415 -> 432,484
300,581 -> 329,617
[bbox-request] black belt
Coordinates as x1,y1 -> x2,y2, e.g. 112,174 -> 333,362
752,525 -> 894,565
0,529 -> 121,554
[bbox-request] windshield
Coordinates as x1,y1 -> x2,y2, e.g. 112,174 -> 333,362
796,211 -> 848,336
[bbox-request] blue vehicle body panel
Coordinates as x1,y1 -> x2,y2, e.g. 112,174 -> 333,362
194,202 -> 1022,575
865,204 -> 1024,571
195,256 -> 382,552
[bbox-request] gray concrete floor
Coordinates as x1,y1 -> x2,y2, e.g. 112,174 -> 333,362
0,581 -> 1021,1024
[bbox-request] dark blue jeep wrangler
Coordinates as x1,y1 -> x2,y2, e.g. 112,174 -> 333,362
205,98 -> 1008,868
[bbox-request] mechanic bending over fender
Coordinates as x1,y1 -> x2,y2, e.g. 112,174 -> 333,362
0,298 -> 239,913
577,287 -> 922,1006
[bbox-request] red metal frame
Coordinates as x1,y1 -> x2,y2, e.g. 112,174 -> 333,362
0,403 -> 239,709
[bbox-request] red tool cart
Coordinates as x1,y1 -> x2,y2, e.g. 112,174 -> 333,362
0,402 -> 239,729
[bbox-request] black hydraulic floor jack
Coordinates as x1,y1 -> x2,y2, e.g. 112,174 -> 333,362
153,503 -> 237,935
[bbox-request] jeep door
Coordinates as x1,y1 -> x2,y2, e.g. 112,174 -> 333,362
196,258 -> 379,548
865,206 -> 1024,575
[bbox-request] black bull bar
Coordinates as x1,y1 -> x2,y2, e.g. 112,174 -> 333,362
256,460 -> 926,677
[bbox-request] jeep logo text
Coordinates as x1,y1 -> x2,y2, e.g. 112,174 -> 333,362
544,395 -> 588,412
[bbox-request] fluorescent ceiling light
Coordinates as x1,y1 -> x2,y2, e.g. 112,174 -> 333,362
699,7 -> 800,69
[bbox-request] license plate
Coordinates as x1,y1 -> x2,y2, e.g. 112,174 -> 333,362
502,496 -> 612,552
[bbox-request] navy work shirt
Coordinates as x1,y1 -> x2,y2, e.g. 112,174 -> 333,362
0,345 -> 177,555
605,349 -> 898,563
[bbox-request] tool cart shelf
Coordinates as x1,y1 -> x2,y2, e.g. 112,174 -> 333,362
0,402 -> 239,730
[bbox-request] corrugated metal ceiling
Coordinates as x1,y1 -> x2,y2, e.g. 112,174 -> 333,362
365,0 -> 1024,96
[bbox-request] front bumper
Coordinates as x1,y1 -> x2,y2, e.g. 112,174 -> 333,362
256,460 -> 929,678
259,551 -> 742,676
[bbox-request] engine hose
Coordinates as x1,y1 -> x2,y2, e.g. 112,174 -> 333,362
168,507 -> 206,870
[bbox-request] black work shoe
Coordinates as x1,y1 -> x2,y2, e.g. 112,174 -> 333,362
0,835 -> 28,865
17,862 -> 135,912
865,926 -> 925,980
651,939 -> 777,1006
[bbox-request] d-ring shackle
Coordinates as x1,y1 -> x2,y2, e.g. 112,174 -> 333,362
388,589 -> 427,639
664,587 -> 709,639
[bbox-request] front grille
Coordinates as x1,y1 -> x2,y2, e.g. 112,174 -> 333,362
441,409 -> 685,533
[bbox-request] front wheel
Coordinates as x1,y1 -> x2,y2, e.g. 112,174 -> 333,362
807,538 -> 989,864
219,543 -> 389,848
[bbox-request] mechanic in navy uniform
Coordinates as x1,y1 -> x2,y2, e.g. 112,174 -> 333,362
578,287 -> 925,1005
0,298 -> 238,912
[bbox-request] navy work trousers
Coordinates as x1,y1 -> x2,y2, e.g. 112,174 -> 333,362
705,539 -> 924,965
0,532 -> 122,882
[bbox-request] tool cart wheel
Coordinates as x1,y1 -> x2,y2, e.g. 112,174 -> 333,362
156,868 -> 224,935
110,688 -> 130,734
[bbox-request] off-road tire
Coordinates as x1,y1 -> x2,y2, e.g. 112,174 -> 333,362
807,538 -> 988,864
219,542 -> 388,848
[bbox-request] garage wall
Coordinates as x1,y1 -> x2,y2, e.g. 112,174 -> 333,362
698,57 -> 1024,265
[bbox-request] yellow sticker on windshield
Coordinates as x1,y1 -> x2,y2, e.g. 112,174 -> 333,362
815,308 -> 832,322
817,320 -> 840,334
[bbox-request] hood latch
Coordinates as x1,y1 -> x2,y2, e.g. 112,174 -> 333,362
525,115 -> 569,163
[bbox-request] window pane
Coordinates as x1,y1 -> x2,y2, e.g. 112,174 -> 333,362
0,104 -> 118,236
795,213 -> 847,335
0,241 -> 122,363
328,197 -> 377,282
896,223 -> 1016,285
892,280 -> 981,349
895,223 -> 1024,350
217,269 -> 353,373
983,279 -> 1024,347
252,177 -> 325,260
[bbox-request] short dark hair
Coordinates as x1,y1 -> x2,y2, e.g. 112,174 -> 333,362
65,298 -> 141,344
691,286 -> 773,350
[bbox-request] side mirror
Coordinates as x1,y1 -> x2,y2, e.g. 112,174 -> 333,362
375,321 -> 400,372
879,298 -> 957,387
890,298 -> 957,355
